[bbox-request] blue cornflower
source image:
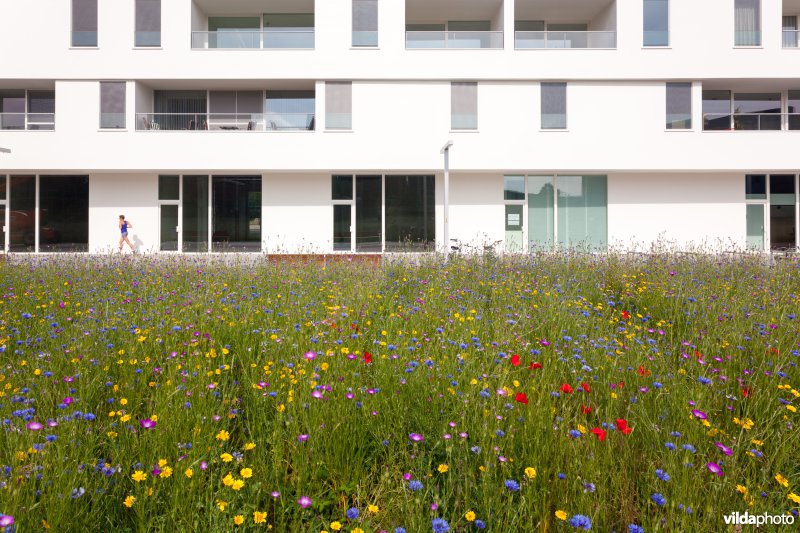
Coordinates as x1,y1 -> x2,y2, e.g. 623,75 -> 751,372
664,442 -> 676,451
408,480 -> 424,492
651,493 -> 667,507
395,528 -> 407,533
505,479 -> 520,492
558,472 -> 566,479
474,520 -> 486,529
682,444 -> 696,453
432,518 -> 450,533
346,507 -> 359,520
569,429 -> 582,438
628,525 -> 644,533
655,469 -> 671,481
568,514 -> 592,530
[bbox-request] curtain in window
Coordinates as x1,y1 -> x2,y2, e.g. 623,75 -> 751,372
154,90 -> 207,130
326,82 -> 352,129
72,0 -> 98,46
135,0 -> 161,46
735,0 -> 760,46
451,82 -> 477,130
353,0 -> 378,46
541,83 -> 567,129
783,15 -> 798,47
100,82 -> 125,129
666,83 -> 691,129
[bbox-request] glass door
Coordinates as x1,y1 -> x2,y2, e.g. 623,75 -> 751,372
0,175 -> 5,252
159,204 -> 179,251
356,175 -> 381,252
770,175 -> 796,250
746,204 -> 765,250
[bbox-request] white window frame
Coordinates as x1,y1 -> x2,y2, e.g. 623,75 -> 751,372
157,175 -> 182,253
332,175 -> 356,252
745,174 -> 769,251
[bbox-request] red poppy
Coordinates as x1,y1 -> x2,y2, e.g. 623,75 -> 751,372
581,404 -> 592,415
363,352 -> 372,365
590,427 -> 606,441
621,311 -> 630,320
615,419 -> 633,435
637,365 -> 650,377
510,354 -> 521,367
529,362 -> 542,370
741,387 -> 752,398
515,392 -> 529,405
618,380 -> 625,389
581,382 -> 591,393
560,383 -> 574,394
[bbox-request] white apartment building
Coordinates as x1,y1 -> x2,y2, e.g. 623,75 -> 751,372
0,0 -> 799,254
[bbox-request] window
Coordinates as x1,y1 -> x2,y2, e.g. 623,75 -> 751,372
745,174 -> 799,251
332,175 -> 354,251
0,90 -> 25,130
135,0 -> 161,47
504,175 -> 607,251
266,91 -> 316,131
666,83 -> 691,129
353,0 -> 378,47
0,90 -> 55,131
789,90 -> 800,130
733,93 -> 781,130
385,176 -> 435,251
643,0 -> 669,46
702,90 -> 731,130
158,175 -> 179,252
541,83 -> 567,129
209,91 -> 263,129
451,82 -> 477,130
207,17 -> 260,48
263,13 -> 315,48
100,82 -> 126,129
39,176 -> 89,252
735,0 -> 761,46
72,0 -> 98,46
326,82 -> 352,130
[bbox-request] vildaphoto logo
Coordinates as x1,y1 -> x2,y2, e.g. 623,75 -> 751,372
723,512 -> 795,526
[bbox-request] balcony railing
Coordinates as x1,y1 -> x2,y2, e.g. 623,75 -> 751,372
782,29 -> 800,48
135,113 -> 316,131
703,113 -> 800,131
191,30 -> 315,49
405,31 -> 503,49
515,31 -> 617,49
0,113 -> 55,131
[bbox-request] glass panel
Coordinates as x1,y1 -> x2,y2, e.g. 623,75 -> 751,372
9,176 -> 35,253
355,175 -> 381,252
265,91 -> 315,131
448,21 -> 491,31
263,13 -> 314,28
789,90 -> 800,130
528,176 -> 554,249
385,175 -> 435,252
212,176 -> 262,252
515,20 -> 545,31
353,0 -> 378,46
135,0 -> 161,46
0,205 -> 4,251
0,90 -> 26,130
769,176 -> 796,250
160,204 -> 178,251
702,90 -> 731,130
0,175 -> 5,200
644,0 -> 669,46
100,82 -> 126,129
557,175 -> 607,250
504,175 -> 525,200
326,82 -> 352,130
159,175 -> 179,200
666,83 -> 691,129
39,176 -> 89,252
770,175 -> 796,206
154,90 -> 207,131
505,204 -> 524,252
541,83 -> 567,129
332,175 -> 353,200
333,204 -> 352,251
734,93 -> 781,130
182,175 -> 209,252
72,0 -> 98,46
27,91 -> 55,130
451,82 -> 477,130
735,0 -> 761,46
745,174 -> 766,200
746,203 -> 764,250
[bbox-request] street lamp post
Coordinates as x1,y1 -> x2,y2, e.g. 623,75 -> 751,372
440,140 -> 453,257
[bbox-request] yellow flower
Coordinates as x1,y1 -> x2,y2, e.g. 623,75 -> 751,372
787,405 -> 797,413
577,424 -> 587,434
131,470 -> 147,482
158,459 -> 168,468
233,515 -> 244,526
555,510 -> 567,521
185,468 -> 193,478
222,473 -> 235,487
736,485 -> 748,494
244,442 -> 256,451
159,466 -> 173,478
776,473 -> 789,487
216,500 -> 228,511
221,453 -> 233,462
254,511 -> 267,524
123,495 -> 136,508
437,464 -> 449,473
240,468 -> 253,479
352,529 -> 364,533
330,522 -> 342,531
789,493 -> 800,504
752,439 -> 764,446
120,398 -> 127,405
525,467 -> 537,479
276,404 -> 285,413
216,430 -> 230,441
368,504 -> 379,514
231,479 -> 245,491
465,511 -> 476,522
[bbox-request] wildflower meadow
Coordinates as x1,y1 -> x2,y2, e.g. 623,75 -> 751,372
0,253 -> 799,532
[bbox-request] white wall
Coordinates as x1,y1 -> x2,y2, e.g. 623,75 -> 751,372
449,173 -> 505,248
191,2 -> 207,32
263,173 -> 331,253
589,2 -> 617,32
607,172 -> 745,251
89,173 -> 159,253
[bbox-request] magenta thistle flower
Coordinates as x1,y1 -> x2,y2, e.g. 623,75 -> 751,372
139,419 -> 156,429
691,409 -> 707,420
311,390 -> 323,399
297,496 -> 312,508
200,461 -> 208,470
0,515 -> 15,527
63,397 -> 74,405
714,443 -> 733,456
706,462 -> 724,477
298,434 -> 309,443
304,351 -> 317,361
26,421 -> 43,431
409,433 -> 424,442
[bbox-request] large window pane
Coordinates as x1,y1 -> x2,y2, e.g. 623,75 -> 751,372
135,0 -> 161,46
702,90 -> 731,130
735,0 -> 761,46
0,205 -> 4,251
746,204 -> 764,250
355,176 -> 381,252
789,90 -> 800,130
326,82 -> 352,130
745,174 -> 766,200
9,176 -> 35,253
770,175 -> 795,250
333,204 -> 352,251
332,175 -> 353,200
644,0 -> 669,46
527,176 -> 554,249
557,175 -> 607,250
27,91 -> 55,131
505,204 -> 524,252
39,176 -> 89,252
153,90 -> 207,131
266,91 -> 315,131
504,175 -> 525,200
208,17 -> 260,48
541,83 -> 567,129
734,93 -> 781,130
0,90 -> 26,130
385,175 -> 435,252
72,0 -> 98,46
451,82 -> 477,130
666,83 -> 691,129
100,82 -> 126,129
353,0 -> 378,46
159,175 -> 179,200
212,176 -> 261,252
160,204 -> 178,252
182,175 -> 209,252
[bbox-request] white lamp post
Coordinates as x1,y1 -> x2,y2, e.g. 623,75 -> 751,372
440,140 -> 453,257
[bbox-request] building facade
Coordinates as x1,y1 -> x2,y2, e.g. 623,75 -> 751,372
0,0 -> 799,254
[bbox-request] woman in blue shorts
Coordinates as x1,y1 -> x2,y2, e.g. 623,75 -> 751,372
119,214 -> 134,253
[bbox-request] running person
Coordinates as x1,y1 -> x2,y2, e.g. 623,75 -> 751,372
119,215 -> 134,253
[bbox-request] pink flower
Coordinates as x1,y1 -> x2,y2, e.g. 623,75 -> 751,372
297,496 -> 312,508
691,409 -> 707,420
26,421 -> 43,431
304,351 -> 317,361
139,419 -> 156,429
63,397 -> 74,405
409,433 -> 424,442
714,443 -> 733,456
706,462 -> 724,477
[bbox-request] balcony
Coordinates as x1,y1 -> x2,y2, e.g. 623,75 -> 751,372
515,0 -> 616,49
702,113 -> 800,131
0,89 -> 55,131
191,0 -> 314,49
136,112 -> 315,132
783,3 -> 799,47
703,88 -> 800,131
405,0 -> 504,50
